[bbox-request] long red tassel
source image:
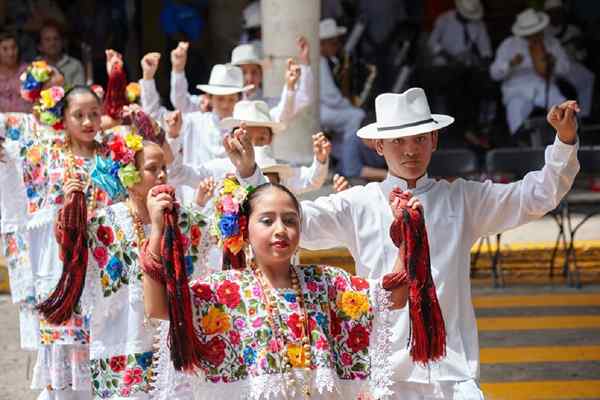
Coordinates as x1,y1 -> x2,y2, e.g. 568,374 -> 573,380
36,191 -> 88,325
155,185 -> 204,372
103,63 -> 128,120
389,189 -> 446,364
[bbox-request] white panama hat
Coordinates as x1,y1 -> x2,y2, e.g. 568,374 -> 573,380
231,43 -> 263,66
319,18 -> 347,40
196,64 -> 254,95
243,2 -> 261,29
220,100 -> 285,133
512,8 -> 550,37
254,146 -> 292,178
455,0 -> 484,20
357,88 -> 454,139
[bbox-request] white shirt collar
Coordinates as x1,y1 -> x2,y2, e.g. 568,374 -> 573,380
380,173 -> 435,198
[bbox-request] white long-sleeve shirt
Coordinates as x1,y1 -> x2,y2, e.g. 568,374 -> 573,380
299,136 -> 579,385
169,65 -> 314,123
428,10 -> 492,66
490,33 -> 570,84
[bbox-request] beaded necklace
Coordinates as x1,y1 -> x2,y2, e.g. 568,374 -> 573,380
126,200 -> 147,247
64,138 -> 99,216
251,262 -> 312,399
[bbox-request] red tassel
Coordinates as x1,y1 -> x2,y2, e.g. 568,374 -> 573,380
222,247 -> 246,270
36,191 -> 88,325
103,64 -> 128,120
154,185 -> 204,372
389,188 -> 446,364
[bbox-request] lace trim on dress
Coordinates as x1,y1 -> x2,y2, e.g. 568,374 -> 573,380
368,281 -> 395,399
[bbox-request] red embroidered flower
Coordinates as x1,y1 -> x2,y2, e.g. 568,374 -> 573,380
330,311 -> 342,337
190,225 -> 201,246
351,276 -> 369,290
7,237 -> 17,255
341,352 -> 353,366
201,337 -> 226,367
216,280 -> 241,309
109,355 -> 127,373
123,367 -> 143,386
306,281 -> 318,292
316,337 -> 329,350
287,313 -> 303,338
347,325 -> 370,353
229,330 -> 240,345
335,276 -> 348,291
191,282 -> 213,301
93,247 -> 109,267
97,225 -> 114,246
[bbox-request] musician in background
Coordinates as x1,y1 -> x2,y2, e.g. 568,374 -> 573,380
490,8 -> 570,135
319,18 -> 366,176
545,0 -> 595,119
427,0 -> 493,148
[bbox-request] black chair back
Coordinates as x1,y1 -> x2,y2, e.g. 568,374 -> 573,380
578,147 -> 600,175
485,148 -> 546,178
428,149 -> 479,178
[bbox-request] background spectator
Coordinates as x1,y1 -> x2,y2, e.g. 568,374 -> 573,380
0,30 -> 31,112
36,19 -> 84,87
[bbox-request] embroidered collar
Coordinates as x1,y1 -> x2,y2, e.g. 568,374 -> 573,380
380,173 -> 435,198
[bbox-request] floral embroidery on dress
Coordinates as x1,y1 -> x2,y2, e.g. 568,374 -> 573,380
1,231 -> 34,303
188,265 -> 374,384
90,351 -> 155,399
39,312 -> 90,345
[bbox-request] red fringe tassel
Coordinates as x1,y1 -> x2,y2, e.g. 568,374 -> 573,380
103,64 -> 128,120
36,191 -> 88,325
389,189 -> 446,364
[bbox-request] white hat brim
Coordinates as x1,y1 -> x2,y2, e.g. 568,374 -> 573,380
196,84 -> 254,95
320,27 -> 347,40
357,114 -> 455,139
512,13 -> 549,36
220,117 -> 286,134
232,58 -> 264,67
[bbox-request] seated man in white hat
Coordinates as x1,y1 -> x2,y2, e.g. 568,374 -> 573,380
490,8 -> 570,135
298,88 -> 580,399
319,18 -> 366,176
427,0 -> 493,147
545,0 -> 595,119
169,39 -> 313,125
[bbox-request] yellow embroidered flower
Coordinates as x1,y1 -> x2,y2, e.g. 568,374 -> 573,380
124,132 -> 143,151
287,344 -> 307,368
339,291 -> 369,320
222,177 -> 239,194
116,229 -> 125,242
243,289 -> 252,299
27,145 -> 42,164
201,306 -> 231,335
101,274 -> 110,288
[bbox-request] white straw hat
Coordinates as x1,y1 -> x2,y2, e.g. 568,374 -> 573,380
220,100 -> 285,133
254,146 -> 292,177
319,18 -> 347,40
455,0 -> 484,20
512,8 -> 550,37
196,64 -> 254,95
231,43 -> 263,66
243,2 -> 261,29
357,88 -> 454,139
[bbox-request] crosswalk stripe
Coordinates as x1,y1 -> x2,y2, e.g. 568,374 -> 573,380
481,380 -> 600,399
477,315 -> 600,331
473,294 -> 600,309
480,345 -> 600,364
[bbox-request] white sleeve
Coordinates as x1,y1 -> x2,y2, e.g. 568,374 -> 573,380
282,156 -> 329,195
140,79 -> 169,121
170,71 -> 202,114
167,154 -> 214,191
490,39 -> 513,81
299,190 -> 356,250
270,64 -> 314,123
320,57 -> 351,109
465,136 -> 579,238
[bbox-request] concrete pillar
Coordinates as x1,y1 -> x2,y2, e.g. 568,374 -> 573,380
261,0 -> 321,165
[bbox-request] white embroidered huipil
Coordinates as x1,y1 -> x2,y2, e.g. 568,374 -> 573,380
490,33 -> 570,134
169,66 -> 314,124
299,137 -> 579,387
428,10 -> 492,66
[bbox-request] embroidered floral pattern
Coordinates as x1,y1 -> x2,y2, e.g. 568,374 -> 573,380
189,265 -> 374,384
1,231 -> 34,303
90,351 -> 154,399
39,312 -> 90,345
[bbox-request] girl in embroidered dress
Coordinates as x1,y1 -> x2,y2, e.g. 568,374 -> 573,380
141,171 -> 423,399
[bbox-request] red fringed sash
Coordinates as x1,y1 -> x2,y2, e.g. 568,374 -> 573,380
389,188 -> 446,364
103,64 -> 128,120
152,185 -> 204,372
37,191 -> 88,325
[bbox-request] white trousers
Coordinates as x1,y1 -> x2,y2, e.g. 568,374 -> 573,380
390,380 -> 485,400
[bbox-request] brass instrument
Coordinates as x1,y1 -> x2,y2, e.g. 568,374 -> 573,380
333,51 -> 377,107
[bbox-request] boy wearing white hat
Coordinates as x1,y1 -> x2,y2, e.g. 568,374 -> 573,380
169,39 -> 313,125
319,18 -> 366,176
298,88 -> 580,398
490,8 -> 570,135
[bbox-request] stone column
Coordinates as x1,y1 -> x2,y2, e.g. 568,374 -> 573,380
261,0 -> 321,165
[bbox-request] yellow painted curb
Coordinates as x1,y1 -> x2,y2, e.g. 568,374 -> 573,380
473,294 -> 600,308
482,380 -> 600,400
478,315 -> 600,331
480,345 -> 600,364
